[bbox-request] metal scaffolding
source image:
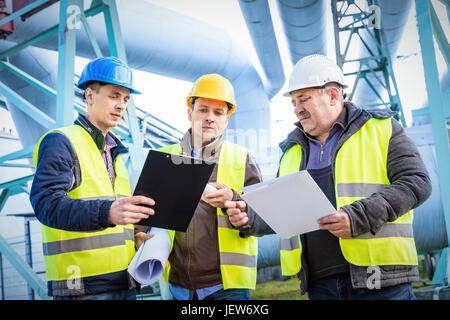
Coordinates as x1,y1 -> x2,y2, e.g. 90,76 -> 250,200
0,0 -> 448,300
331,0 -> 406,126
0,0 -> 181,299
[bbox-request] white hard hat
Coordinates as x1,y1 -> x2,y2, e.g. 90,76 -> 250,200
283,54 -> 347,97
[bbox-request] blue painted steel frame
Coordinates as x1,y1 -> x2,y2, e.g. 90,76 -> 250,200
0,0 -> 155,300
102,0 -> 145,172
0,0 -> 50,28
331,0 -> 406,126
0,0 -> 181,300
0,235 -> 49,299
415,0 -> 450,286
55,0 -> 83,127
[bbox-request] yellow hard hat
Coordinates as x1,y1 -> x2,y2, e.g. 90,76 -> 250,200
186,74 -> 236,115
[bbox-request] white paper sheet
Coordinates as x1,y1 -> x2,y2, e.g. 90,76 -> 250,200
241,170 -> 337,238
127,227 -> 171,286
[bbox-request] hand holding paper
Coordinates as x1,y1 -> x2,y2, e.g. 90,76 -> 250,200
128,227 -> 171,286
201,183 -> 234,208
135,231 -> 154,250
317,209 -> 351,238
240,170 -> 337,238
202,183 -> 218,195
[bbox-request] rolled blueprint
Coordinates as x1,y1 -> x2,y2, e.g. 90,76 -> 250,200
128,227 -> 171,285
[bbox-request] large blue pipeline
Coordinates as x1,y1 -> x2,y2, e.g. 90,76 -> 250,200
277,0 -> 328,62
4,0 -> 272,151
238,0 -> 285,99
1,0 -> 447,270
0,43 -> 57,149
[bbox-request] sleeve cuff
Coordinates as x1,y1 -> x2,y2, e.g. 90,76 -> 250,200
99,201 -> 114,228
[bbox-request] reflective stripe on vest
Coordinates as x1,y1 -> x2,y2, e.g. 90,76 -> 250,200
159,141 -> 258,289
43,228 -> 134,256
278,118 -> 417,276
33,125 -> 134,282
280,235 -> 301,276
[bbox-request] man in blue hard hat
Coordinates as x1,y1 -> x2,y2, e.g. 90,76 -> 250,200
30,56 -> 155,300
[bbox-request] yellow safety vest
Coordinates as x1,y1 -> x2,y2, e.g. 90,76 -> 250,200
160,141 -> 258,289
33,125 -> 135,285
279,118 -> 417,276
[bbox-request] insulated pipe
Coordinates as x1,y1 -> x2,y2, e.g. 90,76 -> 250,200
5,0 -> 271,146
276,0 -> 328,65
0,42 -> 180,151
238,0 -> 285,98
257,234 -> 281,268
352,0 -> 412,108
0,42 -> 57,149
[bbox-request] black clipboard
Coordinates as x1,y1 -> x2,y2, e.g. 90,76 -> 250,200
133,149 -> 215,232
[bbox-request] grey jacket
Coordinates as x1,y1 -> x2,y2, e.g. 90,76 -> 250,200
238,102 -> 432,294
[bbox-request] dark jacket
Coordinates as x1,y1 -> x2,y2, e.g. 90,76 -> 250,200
167,130 -> 263,289
239,102 -> 432,294
30,115 -> 132,296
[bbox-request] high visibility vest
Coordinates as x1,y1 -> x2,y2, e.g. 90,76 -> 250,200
160,141 -> 258,289
33,125 -> 135,286
279,118 -> 417,276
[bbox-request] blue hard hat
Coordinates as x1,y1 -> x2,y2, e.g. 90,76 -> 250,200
76,56 -> 141,94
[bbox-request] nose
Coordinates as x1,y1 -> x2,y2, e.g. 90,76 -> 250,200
294,102 -> 304,115
205,110 -> 215,122
116,99 -> 127,111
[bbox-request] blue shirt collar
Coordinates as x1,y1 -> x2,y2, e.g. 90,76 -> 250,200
187,131 -> 222,158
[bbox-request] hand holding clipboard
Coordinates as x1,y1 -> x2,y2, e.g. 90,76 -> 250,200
133,149 -> 215,232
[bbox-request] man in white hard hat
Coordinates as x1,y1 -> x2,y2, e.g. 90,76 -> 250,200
225,54 -> 431,300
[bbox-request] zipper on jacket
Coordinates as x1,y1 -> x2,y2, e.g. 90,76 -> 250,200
319,144 -> 324,162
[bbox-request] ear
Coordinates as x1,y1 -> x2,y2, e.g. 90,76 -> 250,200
225,115 -> 230,125
187,107 -> 193,121
329,87 -> 340,106
84,87 -> 95,106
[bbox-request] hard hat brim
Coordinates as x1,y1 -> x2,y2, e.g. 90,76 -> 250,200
187,95 -> 236,115
283,83 -> 348,97
77,79 -> 141,95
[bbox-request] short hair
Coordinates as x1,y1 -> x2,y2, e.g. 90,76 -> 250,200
319,82 -> 346,101
83,81 -> 108,101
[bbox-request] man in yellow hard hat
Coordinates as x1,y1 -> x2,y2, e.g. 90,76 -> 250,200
142,74 -> 263,300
